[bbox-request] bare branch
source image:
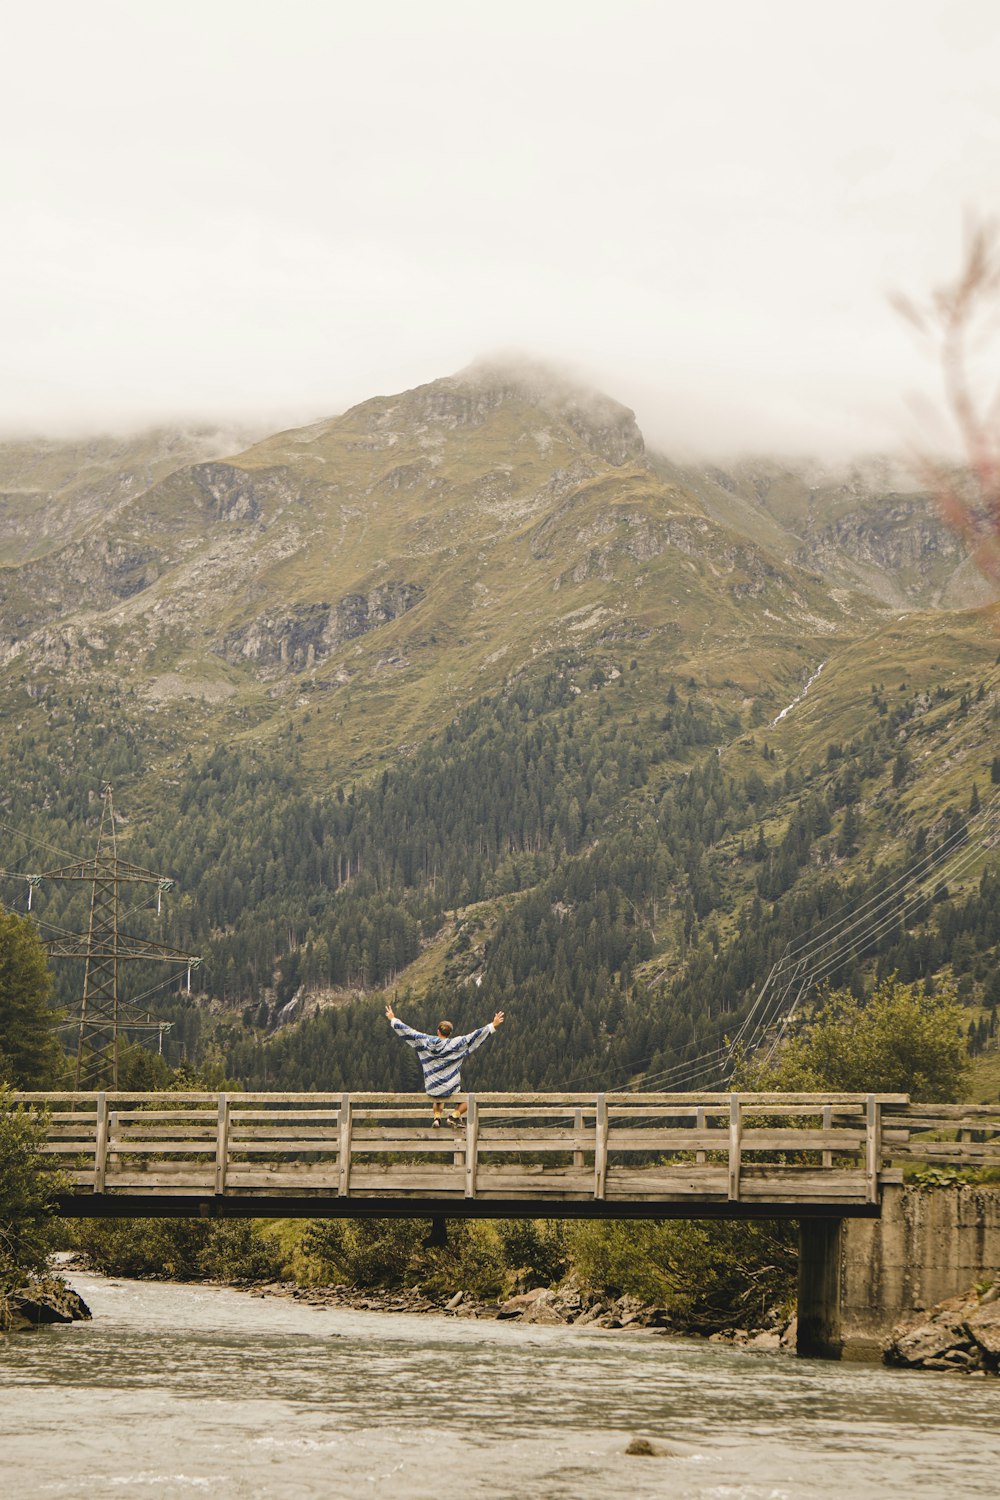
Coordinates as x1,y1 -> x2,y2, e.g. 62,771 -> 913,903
895,217 -> 1000,596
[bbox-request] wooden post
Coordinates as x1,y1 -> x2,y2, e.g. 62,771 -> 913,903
695,1104 -> 706,1165
573,1106 -> 584,1169
215,1094 -> 230,1195
93,1092 -> 108,1193
464,1095 -> 478,1198
822,1104 -> 833,1168
337,1093 -> 353,1197
594,1094 -> 608,1200
865,1093 -> 880,1204
728,1094 -> 742,1201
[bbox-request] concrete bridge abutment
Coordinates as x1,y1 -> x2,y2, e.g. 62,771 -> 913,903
797,1185 -> 1000,1360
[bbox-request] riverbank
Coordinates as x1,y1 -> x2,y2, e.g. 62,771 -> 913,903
67,1213 -> 1000,1369
70,1212 -> 799,1346
247,1273 -> 800,1352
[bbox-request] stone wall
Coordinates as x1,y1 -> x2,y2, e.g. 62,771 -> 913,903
840,1185 -> 1000,1358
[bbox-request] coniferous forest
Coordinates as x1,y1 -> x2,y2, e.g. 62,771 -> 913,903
2,653 -> 997,1098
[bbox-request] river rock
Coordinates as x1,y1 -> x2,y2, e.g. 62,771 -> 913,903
744,1329 -> 783,1352
612,1294 -> 647,1327
965,1302 -> 1000,1360
886,1281 -> 1000,1373
498,1287 -> 555,1320
5,1278 -> 92,1331
573,1302 -> 609,1326
887,1319 -> 969,1366
624,1437 -> 674,1457
522,1290 -> 570,1325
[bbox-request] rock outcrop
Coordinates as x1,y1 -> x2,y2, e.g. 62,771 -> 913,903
216,582 -> 424,672
884,1278 -> 1000,1373
383,362 -> 648,469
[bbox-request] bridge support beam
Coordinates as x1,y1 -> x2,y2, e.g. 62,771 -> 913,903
797,1217 -> 843,1359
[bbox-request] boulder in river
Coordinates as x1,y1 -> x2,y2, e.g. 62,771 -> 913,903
624,1437 -> 675,1457
2,1277 -> 92,1333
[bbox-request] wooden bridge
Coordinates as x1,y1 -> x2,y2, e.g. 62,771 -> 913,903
15,1090 -> 1000,1221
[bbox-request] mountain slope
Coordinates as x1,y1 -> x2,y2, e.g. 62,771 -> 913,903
658,454 -> 990,611
0,424 -> 263,567
0,362 -> 997,1091
0,364 -> 887,785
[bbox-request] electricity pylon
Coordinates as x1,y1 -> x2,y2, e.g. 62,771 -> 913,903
16,785 -> 200,1088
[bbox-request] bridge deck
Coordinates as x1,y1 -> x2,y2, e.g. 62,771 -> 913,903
17,1087 -> 999,1219
15,1090 -> 1000,1219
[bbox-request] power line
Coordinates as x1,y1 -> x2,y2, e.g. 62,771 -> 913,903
0,816 -> 82,867
624,787 -> 1000,1094
782,794 -> 1000,967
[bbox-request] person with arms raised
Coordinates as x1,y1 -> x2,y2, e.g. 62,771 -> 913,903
385,1003 -> 505,1126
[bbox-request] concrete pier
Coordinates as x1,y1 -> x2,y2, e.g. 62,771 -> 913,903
797,1218 -> 844,1358
798,1185 -> 1000,1359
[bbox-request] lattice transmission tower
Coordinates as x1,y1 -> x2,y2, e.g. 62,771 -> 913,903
12,785 -> 200,1087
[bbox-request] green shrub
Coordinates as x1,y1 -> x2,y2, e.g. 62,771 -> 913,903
567,1217 -> 796,1331
750,976 -> 970,1101
198,1220 -> 287,1283
301,1216 -> 524,1299
75,1216 -> 291,1284
496,1219 -> 568,1287
416,1220 -> 509,1299
303,1217 -> 424,1288
74,1217 -> 208,1279
0,1089 -> 63,1287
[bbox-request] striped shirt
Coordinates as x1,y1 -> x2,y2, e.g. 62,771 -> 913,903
390,1017 -> 496,1097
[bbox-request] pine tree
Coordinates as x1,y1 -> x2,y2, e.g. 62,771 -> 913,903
837,803 -> 860,858
0,910 -> 64,1088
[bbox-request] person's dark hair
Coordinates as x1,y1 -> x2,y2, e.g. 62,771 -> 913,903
437,1020 -> 454,1037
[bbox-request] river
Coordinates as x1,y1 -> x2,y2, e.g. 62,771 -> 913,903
1,1272 -> 998,1499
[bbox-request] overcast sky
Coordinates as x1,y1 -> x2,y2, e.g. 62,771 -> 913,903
4,0 -> 1000,455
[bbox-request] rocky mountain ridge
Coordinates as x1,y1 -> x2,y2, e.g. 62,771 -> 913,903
0,361 -> 994,795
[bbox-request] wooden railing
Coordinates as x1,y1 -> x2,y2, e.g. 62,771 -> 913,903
880,1100 -> 1000,1172
13,1091 -> 998,1212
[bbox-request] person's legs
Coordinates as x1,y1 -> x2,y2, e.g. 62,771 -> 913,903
447,1095 -> 468,1125
431,1097 -> 445,1127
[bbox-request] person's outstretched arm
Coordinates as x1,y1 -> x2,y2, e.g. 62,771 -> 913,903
385,1004 -> 434,1049
457,1010 -> 506,1057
